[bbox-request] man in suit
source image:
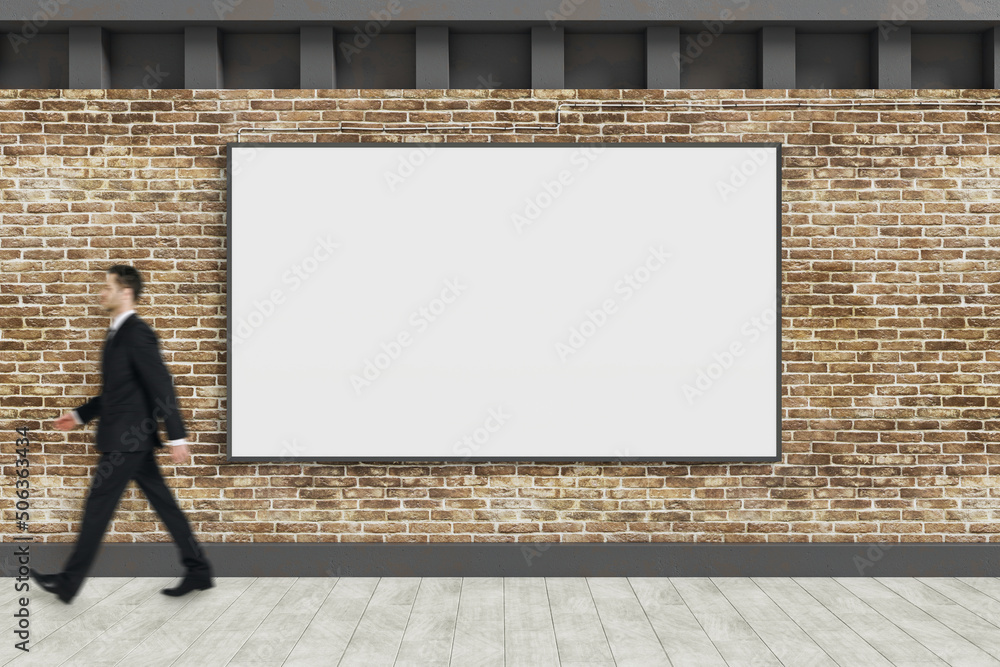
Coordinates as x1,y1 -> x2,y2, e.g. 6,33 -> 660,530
30,264 -> 214,603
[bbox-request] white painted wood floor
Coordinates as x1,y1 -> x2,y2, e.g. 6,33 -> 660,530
3,577 -> 1000,666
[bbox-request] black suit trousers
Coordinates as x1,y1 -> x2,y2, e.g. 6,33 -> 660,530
58,449 -> 211,593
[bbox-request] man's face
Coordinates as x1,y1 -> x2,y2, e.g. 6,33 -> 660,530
100,272 -> 131,312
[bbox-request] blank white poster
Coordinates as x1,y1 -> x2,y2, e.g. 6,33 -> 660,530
227,142 -> 780,460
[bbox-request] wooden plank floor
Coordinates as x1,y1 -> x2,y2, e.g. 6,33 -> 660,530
3,577 -> 1000,666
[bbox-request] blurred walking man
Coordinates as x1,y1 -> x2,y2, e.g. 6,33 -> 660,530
30,265 -> 213,603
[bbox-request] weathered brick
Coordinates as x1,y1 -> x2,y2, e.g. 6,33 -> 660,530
7,89 -> 1000,545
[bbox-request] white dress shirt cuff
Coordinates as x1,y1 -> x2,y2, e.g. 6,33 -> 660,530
70,410 -> 83,425
167,438 -> 187,447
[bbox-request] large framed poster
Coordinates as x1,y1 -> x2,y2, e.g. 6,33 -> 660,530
227,142 -> 781,461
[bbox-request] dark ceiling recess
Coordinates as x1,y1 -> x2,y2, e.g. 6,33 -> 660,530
0,2 -> 997,90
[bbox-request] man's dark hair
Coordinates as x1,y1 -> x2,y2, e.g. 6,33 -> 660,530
107,264 -> 143,302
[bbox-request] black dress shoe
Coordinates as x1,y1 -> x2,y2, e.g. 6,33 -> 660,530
161,575 -> 213,597
28,568 -> 75,604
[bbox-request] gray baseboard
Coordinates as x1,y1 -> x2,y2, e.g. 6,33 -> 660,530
4,542 -> 998,578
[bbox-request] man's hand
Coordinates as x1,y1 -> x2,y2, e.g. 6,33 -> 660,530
53,412 -> 77,431
169,442 -> 190,464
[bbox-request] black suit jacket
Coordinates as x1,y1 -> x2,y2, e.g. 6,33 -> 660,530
74,313 -> 187,453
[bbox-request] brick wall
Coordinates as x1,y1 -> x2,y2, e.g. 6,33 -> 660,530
4,87 -> 1000,545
